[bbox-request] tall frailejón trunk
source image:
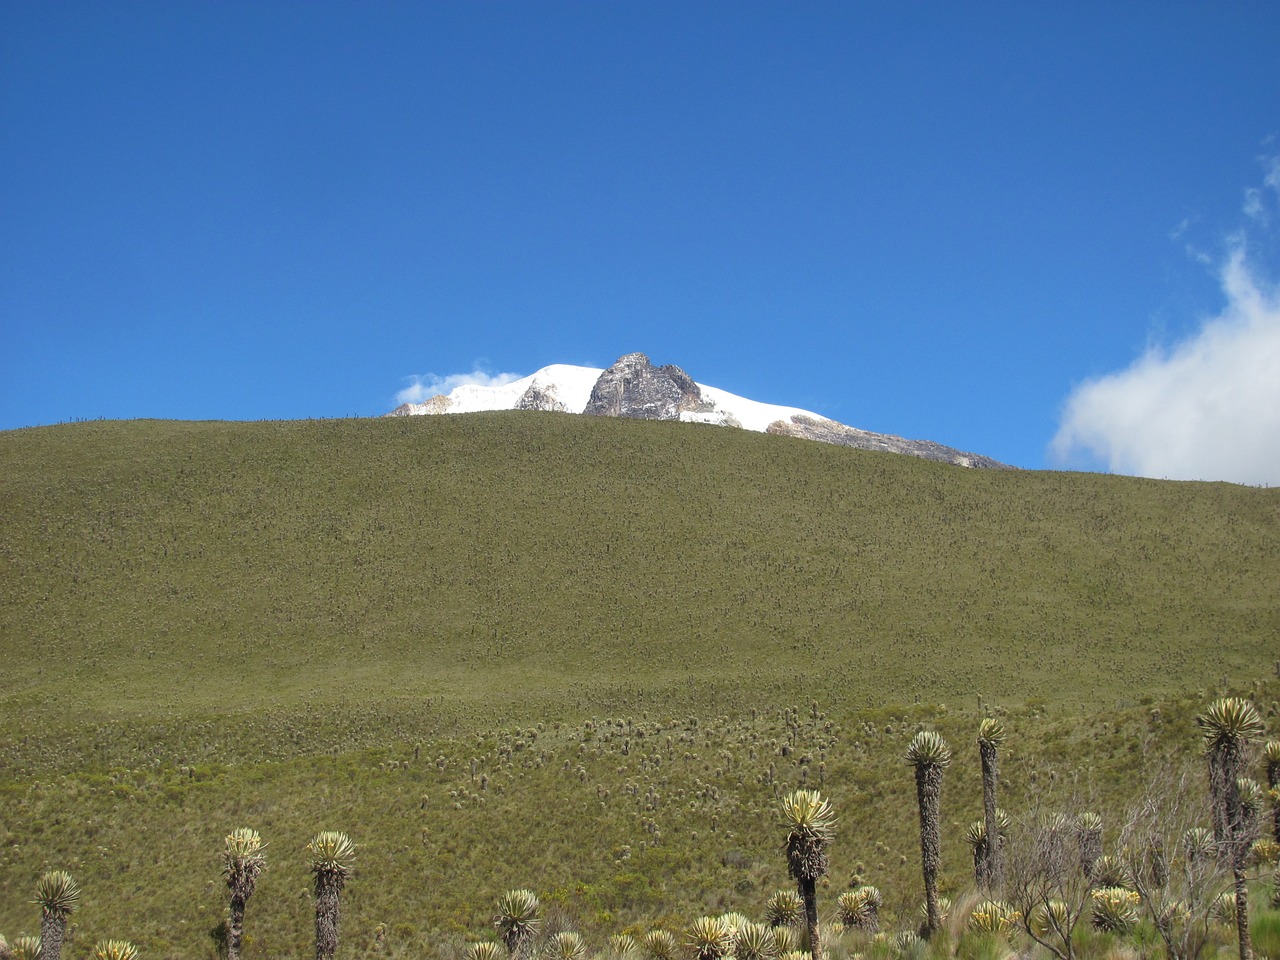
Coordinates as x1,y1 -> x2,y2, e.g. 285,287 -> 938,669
799,876 -> 821,960
907,731 -> 951,940
1233,865 -> 1253,960
965,823 -> 990,889
39,913 -> 66,960
781,790 -> 835,960
1229,778 -> 1265,960
1077,814 -> 1104,885
916,762 -> 944,936
306,831 -> 354,960
1209,747 -> 1231,845
33,872 -> 78,960
977,719 -> 1006,894
1208,747 -> 1249,960
1197,699 -> 1265,960
1266,744 -> 1280,844
314,871 -> 343,960
979,739 -> 1002,891
222,827 -> 265,960
228,894 -> 248,960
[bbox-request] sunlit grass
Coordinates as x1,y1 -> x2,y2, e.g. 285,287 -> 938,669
3,414 -> 1276,773
0,684 -> 1274,958
1252,905 -> 1280,960
1,415 -> 1277,958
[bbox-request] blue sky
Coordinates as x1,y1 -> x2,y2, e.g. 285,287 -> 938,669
3,3 -> 1278,482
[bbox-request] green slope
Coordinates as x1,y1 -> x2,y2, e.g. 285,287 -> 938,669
1,414 -> 1278,958
1,413 -> 1276,771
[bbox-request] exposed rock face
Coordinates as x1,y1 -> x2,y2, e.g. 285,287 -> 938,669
514,382 -> 568,412
766,415 -> 1013,469
385,352 -> 1014,469
387,396 -> 452,417
582,353 -> 715,420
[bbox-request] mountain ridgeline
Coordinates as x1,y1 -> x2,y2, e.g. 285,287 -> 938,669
389,352 -> 1013,469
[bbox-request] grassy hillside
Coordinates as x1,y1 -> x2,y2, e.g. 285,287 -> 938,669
2,413 -> 1276,769
3,687 -> 1277,958
0,414 -> 1277,957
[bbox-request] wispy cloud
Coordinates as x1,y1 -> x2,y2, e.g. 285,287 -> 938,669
396,367 -> 523,405
1051,157 -> 1280,485
1265,152 -> 1280,192
1243,188 -> 1267,225
1244,154 -> 1280,226
1050,246 -> 1280,485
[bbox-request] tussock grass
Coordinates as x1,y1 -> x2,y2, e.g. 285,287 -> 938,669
0,675 -> 1275,957
1,415 -> 1278,957
3,414 -> 1276,770
1252,906 -> 1280,959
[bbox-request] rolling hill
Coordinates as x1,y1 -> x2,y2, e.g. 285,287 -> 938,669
0,413 -> 1276,957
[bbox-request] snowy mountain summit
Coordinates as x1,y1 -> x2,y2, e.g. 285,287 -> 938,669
388,352 -> 1011,469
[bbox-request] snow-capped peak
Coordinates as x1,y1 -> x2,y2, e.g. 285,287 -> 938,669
389,359 -> 829,433
387,352 -> 1012,469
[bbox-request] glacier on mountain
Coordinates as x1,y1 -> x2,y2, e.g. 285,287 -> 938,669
387,353 -> 1012,469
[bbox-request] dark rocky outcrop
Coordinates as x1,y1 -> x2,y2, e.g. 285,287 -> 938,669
582,353 -> 716,420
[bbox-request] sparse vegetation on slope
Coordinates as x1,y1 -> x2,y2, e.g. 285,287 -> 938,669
2,414 -> 1276,771
0,414 -> 1278,957
0,684 -> 1278,957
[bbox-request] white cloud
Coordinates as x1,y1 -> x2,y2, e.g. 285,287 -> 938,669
1050,247 -> 1280,485
1266,154 -> 1280,194
396,368 -> 523,405
1246,154 -> 1280,224
1243,188 -> 1267,225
